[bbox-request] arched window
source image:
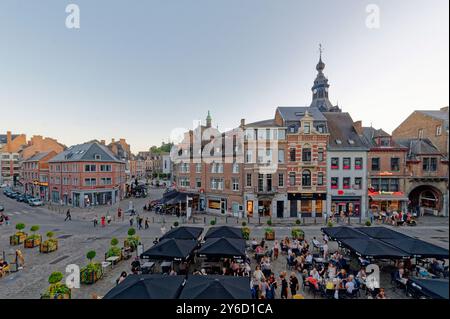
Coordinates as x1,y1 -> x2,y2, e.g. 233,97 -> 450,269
302,170 -> 311,187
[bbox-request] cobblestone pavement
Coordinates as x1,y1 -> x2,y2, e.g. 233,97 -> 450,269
0,188 -> 448,299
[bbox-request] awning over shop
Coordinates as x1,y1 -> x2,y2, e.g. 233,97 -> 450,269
368,191 -> 409,201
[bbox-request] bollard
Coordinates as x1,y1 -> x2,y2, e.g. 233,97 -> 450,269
314,217 -> 317,225
225,217 -> 228,224
204,217 -> 206,224
347,216 -> 350,225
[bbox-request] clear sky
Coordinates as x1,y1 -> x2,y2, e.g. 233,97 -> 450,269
1,0 -> 448,153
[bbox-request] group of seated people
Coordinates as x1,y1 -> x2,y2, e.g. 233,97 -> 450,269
193,258 -> 252,277
372,210 -> 416,226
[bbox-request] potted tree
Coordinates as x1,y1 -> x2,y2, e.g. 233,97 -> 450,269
24,225 -> 42,248
264,227 -> 275,241
106,237 -> 122,263
124,228 -> 139,252
80,250 -> 103,284
10,223 -> 28,245
241,226 -> 251,240
41,272 -> 71,299
40,231 -> 58,253
291,228 -> 305,240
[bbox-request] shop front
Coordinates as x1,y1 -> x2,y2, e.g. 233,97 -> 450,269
288,193 -> 326,217
368,190 -> 408,213
207,197 -> 227,214
331,196 -> 362,217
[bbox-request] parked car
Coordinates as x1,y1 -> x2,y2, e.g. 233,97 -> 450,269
0,204 -> 4,212
29,198 -> 44,206
8,192 -> 19,199
0,183 -> 9,188
24,195 -> 34,204
16,194 -> 26,202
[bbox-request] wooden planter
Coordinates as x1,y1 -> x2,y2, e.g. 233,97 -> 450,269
292,233 -> 305,241
10,233 -> 27,246
24,236 -> 42,248
40,241 -> 58,253
265,231 -> 275,241
80,267 -> 103,285
41,291 -> 71,299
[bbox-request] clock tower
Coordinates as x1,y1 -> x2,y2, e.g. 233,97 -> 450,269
310,45 -> 340,112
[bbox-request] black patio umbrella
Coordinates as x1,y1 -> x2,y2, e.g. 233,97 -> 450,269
321,226 -> 365,241
204,226 -> 244,240
179,275 -> 251,299
355,227 -> 410,239
197,237 -> 246,259
160,226 -> 204,241
408,278 -> 449,299
103,274 -> 185,299
141,238 -> 197,261
381,238 -> 449,259
338,237 -> 411,259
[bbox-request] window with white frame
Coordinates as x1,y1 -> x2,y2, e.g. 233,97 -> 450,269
232,178 -> 239,191
195,163 -> 202,173
232,162 -> 239,174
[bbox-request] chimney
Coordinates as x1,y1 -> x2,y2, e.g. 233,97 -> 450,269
6,131 -> 12,145
240,118 -> 245,128
111,138 -> 115,144
120,138 -> 126,144
100,140 -> 106,145
353,121 -> 363,135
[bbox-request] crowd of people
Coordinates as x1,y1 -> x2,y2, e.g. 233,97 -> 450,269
248,234 -> 390,299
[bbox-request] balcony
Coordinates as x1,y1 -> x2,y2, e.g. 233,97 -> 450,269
255,186 -> 277,195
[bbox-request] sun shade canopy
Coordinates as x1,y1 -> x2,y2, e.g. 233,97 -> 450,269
141,238 -> 197,261
179,275 -> 251,299
103,274 -> 185,299
204,226 -> 244,240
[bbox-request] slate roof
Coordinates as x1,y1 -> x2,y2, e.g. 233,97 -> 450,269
276,106 -> 327,121
0,134 -> 20,144
49,141 -> 124,163
23,151 -> 52,162
322,112 -> 368,151
361,127 -> 407,149
244,119 -> 281,128
395,138 -> 443,160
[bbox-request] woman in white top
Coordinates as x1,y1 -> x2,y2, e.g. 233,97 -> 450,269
322,241 -> 329,259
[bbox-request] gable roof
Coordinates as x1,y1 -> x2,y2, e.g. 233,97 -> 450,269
395,138 -> 443,160
323,112 -> 368,151
244,119 -> 280,128
49,141 -> 124,163
361,127 -> 407,149
23,151 -> 52,162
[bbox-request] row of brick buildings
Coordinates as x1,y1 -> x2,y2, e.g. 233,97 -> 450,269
3,133 -> 172,207
172,55 -> 448,219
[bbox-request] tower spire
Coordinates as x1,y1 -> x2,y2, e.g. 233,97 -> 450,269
206,110 -> 212,128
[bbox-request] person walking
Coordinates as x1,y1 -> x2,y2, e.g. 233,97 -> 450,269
280,272 -> 288,299
106,214 -> 112,225
65,209 -> 72,221
145,217 -> 149,229
101,216 -> 106,227
129,216 -> 134,227
93,215 -> 98,227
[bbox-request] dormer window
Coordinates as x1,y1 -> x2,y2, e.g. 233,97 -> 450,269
348,139 -> 355,145
378,137 -> 391,146
303,122 -> 311,134
295,112 -> 305,116
335,139 -> 342,144
94,154 -> 101,160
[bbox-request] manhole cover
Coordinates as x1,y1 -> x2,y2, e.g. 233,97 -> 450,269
58,234 -> 73,239
50,255 -> 69,265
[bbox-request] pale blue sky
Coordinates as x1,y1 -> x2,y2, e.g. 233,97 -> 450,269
1,0 -> 448,152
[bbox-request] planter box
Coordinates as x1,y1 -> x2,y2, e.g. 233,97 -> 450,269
40,241 -> 58,253
10,233 -> 27,246
24,236 -> 42,248
124,240 -> 136,252
80,268 -> 104,285
265,232 -> 275,241
292,234 -> 305,241
41,291 -> 71,299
